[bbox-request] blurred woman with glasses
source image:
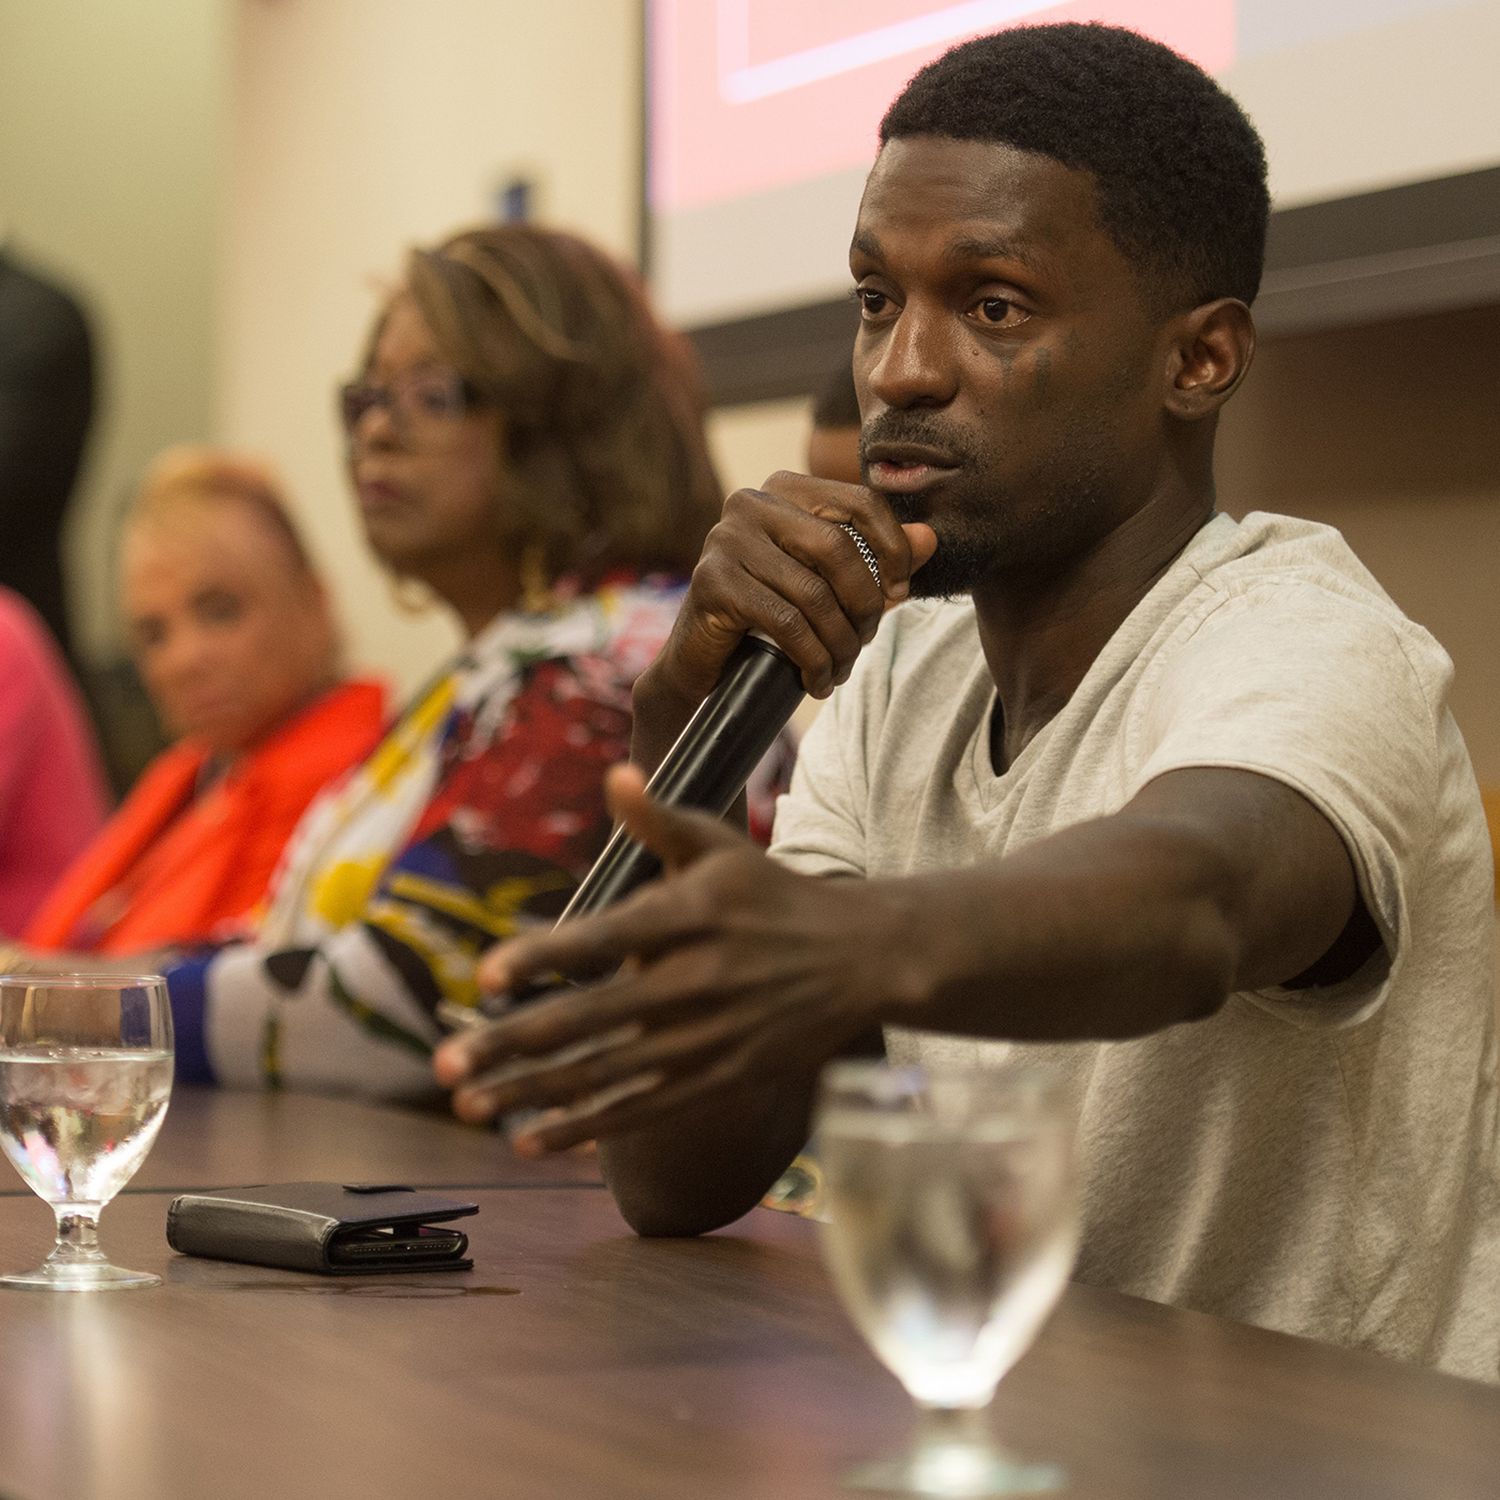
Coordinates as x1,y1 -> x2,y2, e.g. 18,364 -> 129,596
155,225 -> 727,1099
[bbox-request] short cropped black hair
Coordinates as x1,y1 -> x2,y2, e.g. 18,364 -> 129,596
811,357 -> 860,430
879,23 -> 1269,308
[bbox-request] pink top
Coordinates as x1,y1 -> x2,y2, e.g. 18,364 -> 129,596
0,590 -> 108,934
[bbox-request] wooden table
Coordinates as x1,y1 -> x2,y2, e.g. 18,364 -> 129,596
0,1090 -> 1496,1500
127,1086 -> 602,1192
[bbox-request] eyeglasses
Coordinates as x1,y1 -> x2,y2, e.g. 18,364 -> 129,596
338,369 -> 491,441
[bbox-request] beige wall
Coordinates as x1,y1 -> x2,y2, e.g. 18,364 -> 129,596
0,2 -> 229,657
707,397 -> 813,494
217,0 -> 641,695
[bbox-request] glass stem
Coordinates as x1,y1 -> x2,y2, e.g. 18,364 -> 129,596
912,1402 -> 998,1477
51,1207 -> 106,1264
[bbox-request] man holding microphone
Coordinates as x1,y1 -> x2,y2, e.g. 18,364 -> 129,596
437,23 -> 1497,1379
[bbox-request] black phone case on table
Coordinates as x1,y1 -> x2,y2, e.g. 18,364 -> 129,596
165,1182 -> 478,1275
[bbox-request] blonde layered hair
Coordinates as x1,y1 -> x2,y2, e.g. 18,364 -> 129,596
129,446 -> 316,578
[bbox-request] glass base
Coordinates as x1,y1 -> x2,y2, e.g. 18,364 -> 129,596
1,1240 -> 158,1291
1,1261 -> 160,1290
843,1443 -> 1065,1497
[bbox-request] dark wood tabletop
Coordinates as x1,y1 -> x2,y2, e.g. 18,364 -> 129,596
124,1084 -> 603,1192
0,1092 -> 1496,1500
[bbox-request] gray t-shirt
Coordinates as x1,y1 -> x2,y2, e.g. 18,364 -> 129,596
772,511 -> 1500,1380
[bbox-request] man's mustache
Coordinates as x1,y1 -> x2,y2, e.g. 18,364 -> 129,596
858,412 -> 976,468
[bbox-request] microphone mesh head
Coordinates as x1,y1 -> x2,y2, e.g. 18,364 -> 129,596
837,522 -> 881,590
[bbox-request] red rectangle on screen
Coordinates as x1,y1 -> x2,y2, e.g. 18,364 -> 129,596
651,0 -> 1237,211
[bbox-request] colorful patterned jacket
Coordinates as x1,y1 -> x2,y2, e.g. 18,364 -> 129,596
166,575 -> 790,1101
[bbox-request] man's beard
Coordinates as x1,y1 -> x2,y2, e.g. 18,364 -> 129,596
861,413 -> 1112,600
886,486 -> 1007,599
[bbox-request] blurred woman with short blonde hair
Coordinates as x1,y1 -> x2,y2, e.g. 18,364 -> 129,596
25,447 -> 385,953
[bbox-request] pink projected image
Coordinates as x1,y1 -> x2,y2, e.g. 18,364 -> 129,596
651,0 -> 1237,212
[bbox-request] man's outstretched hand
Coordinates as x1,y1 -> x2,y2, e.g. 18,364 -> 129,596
432,765 -> 909,1154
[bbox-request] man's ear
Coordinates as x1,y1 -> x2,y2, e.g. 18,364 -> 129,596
1162,298 -> 1255,421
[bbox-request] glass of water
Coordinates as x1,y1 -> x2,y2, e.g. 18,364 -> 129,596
817,1060 -> 1078,1497
0,973 -> 173,1290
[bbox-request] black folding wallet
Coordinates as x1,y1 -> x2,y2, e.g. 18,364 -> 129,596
166,1182 -> 478,1275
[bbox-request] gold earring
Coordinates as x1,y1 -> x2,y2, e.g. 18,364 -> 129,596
519,545 -> 556,614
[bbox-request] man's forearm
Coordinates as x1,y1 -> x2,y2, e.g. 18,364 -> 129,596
588,811 -> 1240,1237
881,852 -> 1234,1045
458,769 -> 1356,1224
876,771 -> 1360,1044
873,816 -> 1321,1047
598,1074 -> 817,1237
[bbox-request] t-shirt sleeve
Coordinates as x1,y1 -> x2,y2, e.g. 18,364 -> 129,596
1129,581 -> 1447,1026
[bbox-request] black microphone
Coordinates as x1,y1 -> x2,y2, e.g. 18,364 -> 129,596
434,524 -> 880,1030
554,521 -> 883,923
552,633 -> 804,920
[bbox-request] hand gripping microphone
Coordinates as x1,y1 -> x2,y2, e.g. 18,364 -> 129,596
553,522 -> 882,923
434,524 -> 882,1029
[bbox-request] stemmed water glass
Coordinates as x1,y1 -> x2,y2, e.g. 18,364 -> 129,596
817,1060 -> 1079,1497
0,973 -> 174,1289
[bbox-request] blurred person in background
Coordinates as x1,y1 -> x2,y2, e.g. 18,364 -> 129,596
0,588 -> 108,933
0,243 -> 94,661
23,448 -> 385,955
806,356 -> 862,486
138,225 -> 725,1100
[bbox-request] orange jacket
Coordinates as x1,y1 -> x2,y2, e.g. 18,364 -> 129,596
26,678 -> 385,954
